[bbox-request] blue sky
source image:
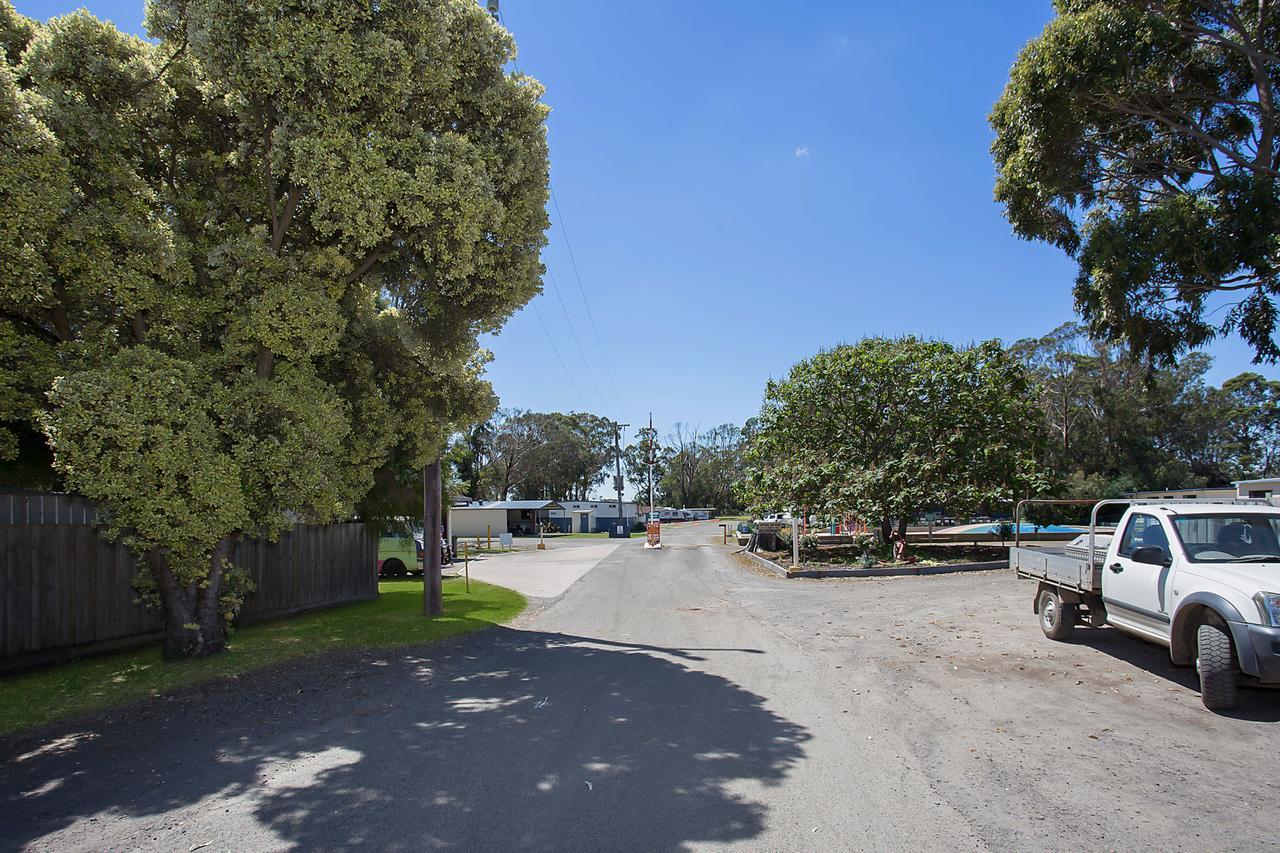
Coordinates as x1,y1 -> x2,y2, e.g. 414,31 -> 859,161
15,0 -> 1278,447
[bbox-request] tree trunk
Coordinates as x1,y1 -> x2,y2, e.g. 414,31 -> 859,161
424,459 -> 443,617
152,544 -> 229,660
879,518 -> 892,543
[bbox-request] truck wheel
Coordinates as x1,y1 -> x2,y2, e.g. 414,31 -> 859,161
1038,588 -> 1076,641
1196,623 -> 1238,711
382,558 -> 406,578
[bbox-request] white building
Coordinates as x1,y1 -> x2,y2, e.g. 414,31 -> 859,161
448,500 -> 563,538
548,500 -> 639,533
1235,478 -> 1280,499
1127,480 -> 1280,501
1126,486 -> 1237,501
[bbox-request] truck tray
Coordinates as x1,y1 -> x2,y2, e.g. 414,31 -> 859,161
1063,533 -> 1113,568
1010,545 -> 1101,593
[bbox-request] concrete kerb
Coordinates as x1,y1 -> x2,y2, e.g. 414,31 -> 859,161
738,547 -> 789,577
738,548 -> 1008,579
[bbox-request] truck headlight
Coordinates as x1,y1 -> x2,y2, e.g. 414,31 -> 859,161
1255,593 -> 1280,628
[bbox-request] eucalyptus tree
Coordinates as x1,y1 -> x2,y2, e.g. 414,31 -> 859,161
0,0 -> 549,657
741,338 -> 1045,539
992,0 -> 1280,363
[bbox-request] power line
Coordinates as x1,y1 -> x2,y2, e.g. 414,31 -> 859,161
496,3 -> 623,419
530,299 -> 588,409
489,3 -> 606,415
544,265 -> 607,410
550,186 -> 624,413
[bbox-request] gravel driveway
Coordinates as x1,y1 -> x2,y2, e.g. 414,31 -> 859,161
2,521 -> 1276,851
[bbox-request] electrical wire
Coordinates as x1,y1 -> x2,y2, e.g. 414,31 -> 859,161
530,299 -> 588,408
497,3 -> 623,418
545,265 -> 607,409
550,186 -> 625,413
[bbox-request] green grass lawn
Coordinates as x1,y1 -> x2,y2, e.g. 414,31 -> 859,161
0,579 -> 525,736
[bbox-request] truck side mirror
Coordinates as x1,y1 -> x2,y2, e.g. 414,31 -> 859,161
1131,546 -> 1170,567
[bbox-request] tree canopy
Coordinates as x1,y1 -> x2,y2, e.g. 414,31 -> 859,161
1013,321 -> 1280,497
991,0 -> 1280,363
0,0 -> 549,657
450,409 -> 616,502
623,422 -> 751,512
740,338 -> 1045,537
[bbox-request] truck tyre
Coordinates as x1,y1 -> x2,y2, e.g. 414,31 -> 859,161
382,558 -> 406,578
1038,588 -> 1076,641
1196,623 -> 1238,711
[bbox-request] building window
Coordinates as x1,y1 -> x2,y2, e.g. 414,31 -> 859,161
1250,490 -> 1272,499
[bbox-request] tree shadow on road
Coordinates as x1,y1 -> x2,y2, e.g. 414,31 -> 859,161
2,628 -> 808,851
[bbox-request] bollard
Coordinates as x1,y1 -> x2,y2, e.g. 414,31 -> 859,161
790,516 -> 801,570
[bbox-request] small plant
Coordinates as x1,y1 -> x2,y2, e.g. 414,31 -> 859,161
849,531 -> 876,556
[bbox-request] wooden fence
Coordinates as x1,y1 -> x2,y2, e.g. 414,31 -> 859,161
0,492 -> 377,671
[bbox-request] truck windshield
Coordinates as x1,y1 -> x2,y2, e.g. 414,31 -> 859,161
1171,514 -> 1280,562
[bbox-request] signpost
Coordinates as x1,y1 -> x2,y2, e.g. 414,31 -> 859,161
645,519 -> 661,549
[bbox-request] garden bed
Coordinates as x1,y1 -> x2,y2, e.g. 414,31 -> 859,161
750,543 -> 1010,579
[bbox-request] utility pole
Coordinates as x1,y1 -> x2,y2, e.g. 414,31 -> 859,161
647,412 -> 655,519
423,459 -> 443,616
613,421 -> 629,537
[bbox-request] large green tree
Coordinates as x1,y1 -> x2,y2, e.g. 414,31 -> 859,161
0,0 -> 549,657
740,338 -> 1045,539
1222,371 -> 1280,475
991,0 -> 1280,363
448,409 -> 616,502
1014,322 -> 1280,492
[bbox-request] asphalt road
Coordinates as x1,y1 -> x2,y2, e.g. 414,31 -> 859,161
3,521 -> 1279,851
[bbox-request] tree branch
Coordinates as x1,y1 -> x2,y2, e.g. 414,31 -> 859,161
0,309 -> 61,344
271,185 -> 299,254
343,244 -> 388,286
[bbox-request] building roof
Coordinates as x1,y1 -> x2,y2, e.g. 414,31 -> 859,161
1126,487 -> 1235,497
451,500 -> 563,511
1234,478 -> 1280,486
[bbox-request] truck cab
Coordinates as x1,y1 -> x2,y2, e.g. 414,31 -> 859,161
1012,499 -> 1280,711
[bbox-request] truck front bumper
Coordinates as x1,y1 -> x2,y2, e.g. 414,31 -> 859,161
1233,622 -> 1280,683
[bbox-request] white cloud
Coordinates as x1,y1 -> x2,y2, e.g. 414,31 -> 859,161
794,147 -> 810,158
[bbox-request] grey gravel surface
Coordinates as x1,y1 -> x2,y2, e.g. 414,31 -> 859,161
2,521 -> 1277,851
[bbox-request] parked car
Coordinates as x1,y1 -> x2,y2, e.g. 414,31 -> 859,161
377,534 -> 420,578
1012,497 -> 1280,711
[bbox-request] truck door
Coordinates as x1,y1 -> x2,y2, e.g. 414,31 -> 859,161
1103,512 -> 1173,637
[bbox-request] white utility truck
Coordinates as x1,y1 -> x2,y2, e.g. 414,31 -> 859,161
1011,498 -> 1280,711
